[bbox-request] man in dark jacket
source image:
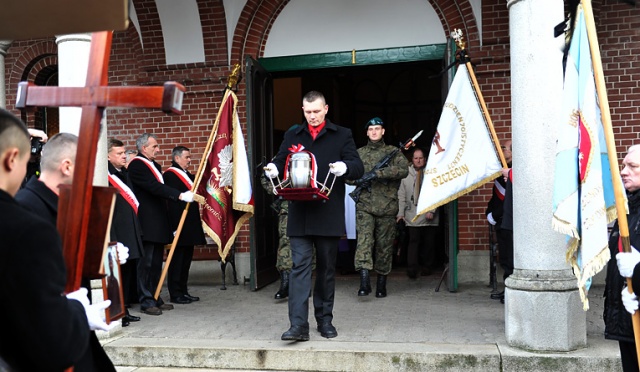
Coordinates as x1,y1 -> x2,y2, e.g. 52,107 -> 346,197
265,90 -> 364,341
128,133 -> 195,315
15,131 -> 117,371
0,110 -> 114,371
164,145 -> 206,304
605,144 -> 640,371
108,138 -> 144,326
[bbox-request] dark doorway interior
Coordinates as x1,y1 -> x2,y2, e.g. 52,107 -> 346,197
268,59 -> 448,272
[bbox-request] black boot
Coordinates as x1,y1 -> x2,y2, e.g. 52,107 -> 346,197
375,274 -> 387,298
274,271 -> 289,299
358,269 -> 371,296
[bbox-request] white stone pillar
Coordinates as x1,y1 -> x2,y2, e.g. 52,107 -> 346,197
55,34 -> 107,187
0,40 -> 12,109
505,0 -> 586,351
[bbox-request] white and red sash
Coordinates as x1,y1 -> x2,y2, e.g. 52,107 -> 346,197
108,171 -> 140,214
165,166 -> 193,189
131,156 -> 164,183
493,179 -> 505,201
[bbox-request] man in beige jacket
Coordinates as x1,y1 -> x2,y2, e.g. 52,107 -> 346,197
397,148 -> 439,278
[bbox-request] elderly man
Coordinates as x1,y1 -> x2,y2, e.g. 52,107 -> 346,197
606,144 -> 640,371
128,133 -> 194,315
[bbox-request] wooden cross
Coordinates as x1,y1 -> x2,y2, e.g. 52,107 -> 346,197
16,31 -> 185,293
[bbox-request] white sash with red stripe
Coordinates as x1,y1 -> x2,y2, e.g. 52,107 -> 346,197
108,171 -> 140,214
130,156 -> 164,183
165,167 -> 193,189
493,179 -> 505,201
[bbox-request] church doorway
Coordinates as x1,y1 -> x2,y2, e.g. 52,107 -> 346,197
247,44 -> 454,290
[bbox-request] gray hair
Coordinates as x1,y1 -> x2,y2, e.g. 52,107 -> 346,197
136,133 -> 157,152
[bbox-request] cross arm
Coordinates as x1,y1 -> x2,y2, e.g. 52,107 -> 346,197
15,81 -> 185,114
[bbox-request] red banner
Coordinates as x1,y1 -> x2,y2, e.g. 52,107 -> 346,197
195,90 -> 254,261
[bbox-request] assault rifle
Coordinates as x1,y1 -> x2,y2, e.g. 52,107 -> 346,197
349,130 -> 423,203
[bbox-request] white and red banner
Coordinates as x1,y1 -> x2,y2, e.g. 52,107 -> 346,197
195,89 -> 254,262
415,63 -> 502,217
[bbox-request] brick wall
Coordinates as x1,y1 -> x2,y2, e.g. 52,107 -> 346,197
3,0 -> 639,257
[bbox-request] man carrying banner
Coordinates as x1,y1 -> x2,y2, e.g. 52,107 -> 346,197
605,144 -> 640,371
265,90 -> 363,341
164,145 -> 206,304
349,117 -> 408,298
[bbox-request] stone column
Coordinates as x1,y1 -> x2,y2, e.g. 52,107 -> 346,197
0,40 -> 12,109
55,33 -> 107,187
505,0 -> 586,351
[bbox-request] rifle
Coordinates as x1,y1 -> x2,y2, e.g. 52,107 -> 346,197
349,130 -> 423,203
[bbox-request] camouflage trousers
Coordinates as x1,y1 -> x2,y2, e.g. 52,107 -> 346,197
354,210 -> 395,275
277,214 -> 315,272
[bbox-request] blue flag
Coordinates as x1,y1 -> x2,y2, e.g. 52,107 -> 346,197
551,4 -> 620,310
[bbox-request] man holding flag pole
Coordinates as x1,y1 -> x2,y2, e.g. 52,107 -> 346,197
551,0 -> 640,369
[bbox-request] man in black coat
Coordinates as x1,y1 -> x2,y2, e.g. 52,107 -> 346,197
15,131 -> 117,371
128,132 -> 195,315
265,91 -> 364,341
164,146 -> 206,304
0,109 -> 114,371
108,138 -> 144,326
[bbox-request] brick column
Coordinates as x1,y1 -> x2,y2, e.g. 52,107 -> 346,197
505,0 -> 587,351
0,40 -> 12,109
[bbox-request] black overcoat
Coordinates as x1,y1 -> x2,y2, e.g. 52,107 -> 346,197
0,190 -> 90,370
108,162 -> 144,260
272,119 -> 363,237
128,154 -> 181,244
163,162 -> 206,246
15,175 -> 58,223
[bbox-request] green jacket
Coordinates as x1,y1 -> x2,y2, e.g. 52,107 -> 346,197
350,139 -> 409,216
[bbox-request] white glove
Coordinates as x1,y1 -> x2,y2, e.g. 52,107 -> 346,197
264,163 -> 279,179
115,242 -> 129,265
329,161 -> 347,177
622,286 -> 639,315
487,212 -> 496,226
617,247 -> 640,278
66,288 -> 117,332
180,191 -> 194,203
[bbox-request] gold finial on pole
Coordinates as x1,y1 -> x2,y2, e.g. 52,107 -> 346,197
352,49 -> 356,64
227,64 -> 241,88
451,28 -> 465,50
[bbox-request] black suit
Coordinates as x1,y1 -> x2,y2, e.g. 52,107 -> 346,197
272,120 -> 363,327
2,189 -> 114,371
128,154 -> 181,309
108,162 -> 144,305
164,162 -> 206,298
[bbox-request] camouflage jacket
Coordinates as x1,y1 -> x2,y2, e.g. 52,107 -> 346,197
260,173 -> 288,215
349,139 -> 409,216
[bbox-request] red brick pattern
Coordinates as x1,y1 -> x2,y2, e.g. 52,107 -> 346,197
3,0 -> 639,255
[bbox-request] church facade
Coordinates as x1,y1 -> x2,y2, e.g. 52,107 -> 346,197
1,0 -> 639,293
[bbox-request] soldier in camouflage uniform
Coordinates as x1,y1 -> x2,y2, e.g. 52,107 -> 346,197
260,172 -> 316,300
260,174 -> 292,299
348,117 -> 409,298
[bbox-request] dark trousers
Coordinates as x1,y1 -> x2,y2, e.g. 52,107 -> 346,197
121,259 -> 138,306
406,226 -> 437,274
168,245 -> 194,298
138,242 -> 165,309
620,341 -> 640,372
289,236 -> 339,327
497,228 -> 514,281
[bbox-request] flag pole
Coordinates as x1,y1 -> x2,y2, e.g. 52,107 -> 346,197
580,0 -> 640,363
154,65 -> 241,299
452,29 -> 508,169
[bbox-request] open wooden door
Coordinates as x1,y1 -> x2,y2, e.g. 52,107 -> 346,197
245,56 -> 279,290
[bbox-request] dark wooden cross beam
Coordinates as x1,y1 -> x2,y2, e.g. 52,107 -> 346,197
16,31 -> 185,293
